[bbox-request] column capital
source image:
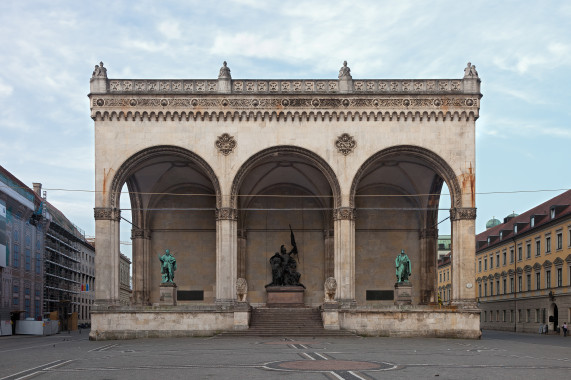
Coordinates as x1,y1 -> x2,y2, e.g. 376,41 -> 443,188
450,207 -> 476,221
94,207 -> 121,221
216,207 -> 238,221
333,207 -> 356,221
131,228 -> 150,240
419,228 -> 439,239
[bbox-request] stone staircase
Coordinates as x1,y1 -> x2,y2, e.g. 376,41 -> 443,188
220,307 -> 354,337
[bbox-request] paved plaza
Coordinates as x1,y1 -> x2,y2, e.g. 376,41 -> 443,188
1,330 -> 569,379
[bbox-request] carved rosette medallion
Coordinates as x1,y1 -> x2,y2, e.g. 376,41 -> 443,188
333,207 -> 356,221
335,133 -> 356,155
94,207 -> 121,221
215,133 -> 237,155
216,207 -> 238,221
450,207 -> 477,221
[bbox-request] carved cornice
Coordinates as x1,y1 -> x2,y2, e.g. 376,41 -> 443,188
94,207 -> 121,221
333,207 -> 356,221
216,207 -> 238,221
450,207 -> 477,221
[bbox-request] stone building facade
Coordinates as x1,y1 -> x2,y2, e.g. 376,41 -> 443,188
476,190 -> 571,333
119,253 -> 132,305
438,252 -> 452,303
89,61 -> 481,339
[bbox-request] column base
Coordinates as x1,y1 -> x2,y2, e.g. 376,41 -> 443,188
394,282 -> 412,306
158,283 -> 177,306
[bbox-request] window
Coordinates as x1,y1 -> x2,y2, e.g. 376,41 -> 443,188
535,240 -> 541,256
490,256 -> 494,269
479,260 -> 482,272
478,284 -> 482,297
503,279 -> 507,294
490,281 -> 494,295
439,273 -> 442,282
24,288 -> 30,296
536,309 -> 540,322
546,236 -> 551,253
13,285 -> 19,293
484,282 -> 488,296
518,276 -> 522,292
518,309 -> 522,322
546,270 -> 551,288
13,245 -> 19,268
24,299 -> 30,318
536,272 -> 541,290
35,254 -> 41,274
527,274 -> 531,291
518,246 -> 522,261
510,248 -> 514,263
550,208 -> 555,219
490,311 -> 494,322
557,268 -> 562,287
13,298 -> 18,305
35,300 -> 40,318
496,310 -> 499,321
25,249 -> 31,271
496,280 -> 500,295
556,233 -> 562,250
526,243 -> 531,259
497,253 -> 500,267
510,278 -> 514,293
502,310 -> 506,322
526,309 -> 531,322
484,257 -> 488,270
510,310 -> 514,322
484,312 -> 487,322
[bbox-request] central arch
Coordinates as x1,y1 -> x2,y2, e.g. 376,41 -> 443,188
231,146 -> 341,306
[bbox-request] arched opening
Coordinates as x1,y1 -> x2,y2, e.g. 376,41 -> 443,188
232,147 -> 340,306
549,302 -> 558,332
350,146 -> 460,305
111,146 -> 220,304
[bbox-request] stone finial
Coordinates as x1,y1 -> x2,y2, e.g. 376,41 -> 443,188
463,62 -> 478,78
338,60 -> 352,79
92,61 -> 107,79
218,61 -> 231,79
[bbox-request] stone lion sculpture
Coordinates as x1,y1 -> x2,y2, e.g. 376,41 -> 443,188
236,278 -> 248,302
324,277 -> 337,302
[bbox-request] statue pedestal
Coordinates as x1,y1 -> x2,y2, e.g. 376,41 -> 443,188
266,286 -> 304,307
394,282 -> 412,306
159,283 -> 177,306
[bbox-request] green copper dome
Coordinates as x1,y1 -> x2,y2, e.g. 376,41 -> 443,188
486,217 -> 501,229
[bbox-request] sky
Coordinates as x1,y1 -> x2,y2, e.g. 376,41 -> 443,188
0,0 -> 570,256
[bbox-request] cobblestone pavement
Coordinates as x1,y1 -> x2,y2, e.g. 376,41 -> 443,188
1,330 -> 570,379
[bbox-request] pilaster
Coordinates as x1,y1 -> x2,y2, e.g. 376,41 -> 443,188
216,208 -> 238,303
450,208 -> 477,306
93,207 -> 121,307
333,207 -> 356,304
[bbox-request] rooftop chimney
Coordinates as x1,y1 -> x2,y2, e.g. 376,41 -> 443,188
32,183 -> 42,196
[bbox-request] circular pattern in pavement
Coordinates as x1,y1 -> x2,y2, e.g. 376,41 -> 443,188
265,359 -> 396,372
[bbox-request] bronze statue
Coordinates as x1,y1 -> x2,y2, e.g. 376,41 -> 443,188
265,227 -> 305,288
159,249 -> 177,283
395,249 -> 411,283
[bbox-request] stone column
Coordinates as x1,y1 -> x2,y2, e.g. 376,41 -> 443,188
419,228 -> 438,304
93,207 -> 121,307
324,230 -> 334,278
450,207 -> 477,307
216,208 -> 238,304
333,207 -> 356,305
131,228 -> 151,305
237,229 -> 247,279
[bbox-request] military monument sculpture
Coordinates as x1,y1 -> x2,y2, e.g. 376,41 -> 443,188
394,249 -> 412,305
159,249 -> 177,283
158,249 -> 177,306
265,226 -> 305,306
395,249 -> 411,283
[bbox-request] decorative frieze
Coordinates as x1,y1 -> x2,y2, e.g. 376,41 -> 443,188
450,207 -> 477,221
333,207 -> 356,221
94,207 -> 121,221
215,133 -> 237,155
93,96 -> 479,109
215,207 -> 238,221
335,133 -> 356,155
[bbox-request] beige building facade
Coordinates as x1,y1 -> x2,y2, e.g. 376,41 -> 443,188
476,190 -> 571,333
89,61 -> 481,339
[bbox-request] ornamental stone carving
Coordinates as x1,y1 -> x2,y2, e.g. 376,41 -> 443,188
94,207 -> 121,221
450,207 -> 477,221
333,207 -> 356,221
215,133 -> 237,155
216,207 -> 238,220
236,278 -> 247,302
335,133 -> 356,155
324,277 -> 337,302
92,62 -> 107,79
463,62 -> 479,78
218,61 -> 231,79
131,228 -> 149,239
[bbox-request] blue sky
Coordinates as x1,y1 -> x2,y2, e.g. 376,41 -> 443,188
0,0 -> 569,249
